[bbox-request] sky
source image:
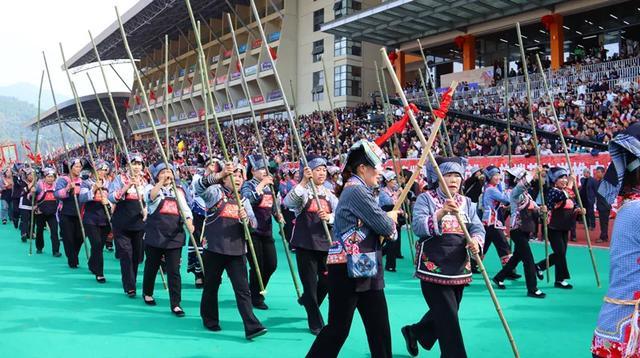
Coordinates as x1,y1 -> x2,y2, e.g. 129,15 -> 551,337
0,0 -> 140,99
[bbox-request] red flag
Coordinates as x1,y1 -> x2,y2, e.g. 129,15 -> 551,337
167,84 -> 173,94
198,108 -> 205,119
432,87 -> 454,119
269,47 -> 277,60
388,50 -> 398,66
236,61 -> 242,72
124,99 -> 130,109
374,103 -> 418,146
149,90 -> 156,100
135,95 -> 141,105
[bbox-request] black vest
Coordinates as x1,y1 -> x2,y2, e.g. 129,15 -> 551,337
111,186 -> 145,231
549,193 -> 575,231
290,195 -> 332,251
37,183 -> 57,216
144,195 -> 185,249
203,194 -> 246,256
59,177 -> 81,217
252,192 -> 274,237
83,184 -> 109,226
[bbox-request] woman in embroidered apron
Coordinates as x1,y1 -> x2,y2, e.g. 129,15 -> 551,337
400,157 -> 484,358
492,167 -> 547,298
241,154 -> 281,310
592,122 -> 640,358
278,167 -> 297,245
480,165 -> 519,279
284,154 -> 338,335
108,153 -> 147,297
79,160 -> 112,284
18,167 -> 35,243
54,158 -> 86,269
307,140 -> 398,358
535,167 -> 586,289
141,161 -> 194,316
195,161 -> 268,340
378,169 -> 405,272
34,167 -> 61,256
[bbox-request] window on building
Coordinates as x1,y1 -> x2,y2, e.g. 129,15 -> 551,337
334,65 -> 361,97
312,39 -> 324,63
334,36 -> 362,57
312,70 -> 324,101
334,0 -> 361,19
313,8 -> 324,32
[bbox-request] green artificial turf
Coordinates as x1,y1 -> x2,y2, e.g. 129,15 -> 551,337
0,223 -> 609,357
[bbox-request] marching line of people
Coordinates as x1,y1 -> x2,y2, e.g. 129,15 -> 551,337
2,125 -> 638,357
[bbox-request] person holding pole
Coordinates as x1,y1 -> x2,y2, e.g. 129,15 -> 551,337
79,160 -> 112,284
142,160 -> 194,316
378,170 -> 404,272
241,154 -> 280,310
535,167 -> 585,289
284,154 -> 337,335
108,153 -> 148,297
400,156 -> 484,358
34,167 -> 61,256
307,139 -> 398,358
18,167 -> 36,243
195,160 -> 268,340
55,158 -> 86,269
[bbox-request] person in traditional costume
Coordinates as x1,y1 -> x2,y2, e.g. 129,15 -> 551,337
18,166 -> 36,242
492,167 -> 547,298
592,122 -> 640,358
142,161 -> 194,316
378,169 -> 404,272
108,153 -> 147,297
54,158 -> 86,269
400,156 -> 484,358
535,166 -> 586,289
284,154 -> 338,335
278,166 -> 297,245
34,167 -> 60,256
79,160 -> 112,283
195,160 -> 267,340
241,154 -> 280,310
307,140 -> 397,358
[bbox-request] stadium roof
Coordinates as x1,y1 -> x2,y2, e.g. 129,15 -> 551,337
321,0 -> 567,46
31,92 -> 131,139
66,0 -> 250,70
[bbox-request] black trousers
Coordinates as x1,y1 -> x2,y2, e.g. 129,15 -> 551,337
11,198 -> 20,228
537,229 -> 570,282
408,281 -> 467,358
200,250 -> 263,334
114,229 -> 144,293
35,213 -> 59,253
248,234 -> 277,304
295,248 -> 329,330
85,223 -> 110,276
282,208 -> 295,243
597,208 -> 610,241
60,214 -> 84,267
383,225 -> 402,269
483,225 -> 512,265
143,245 -> 182,308
20,209 -> 33,238
188,213 -> 204,278
585,203 -> 596,229
307,264 -> 392,358
495,229 -> 538,292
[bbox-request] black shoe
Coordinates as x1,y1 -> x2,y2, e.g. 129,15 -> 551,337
253,302 -> 268,310
492,277 -> 506,289
143,295 -> 156,305
535,265 -> 544,280
401,326 -> 419,357
310,327 -> 322,336
554,281 -> 573,289
69,264 -> 79,269
195,277 -> 204,289
53,252 -> 62,257
471,266 -> 481,274
297,297 -> 304,306
527,290 -> 546,298
2,219 -> 6,225
172,306 -> 185,317
397,255 -> 404,259
127,290 -> 136,298
246,327 -> 267,340
21,237 -> 27,243
36,249 -> 43,254
504,271 -> 522,280
205,324 -> 221,332
385,267 -> 397,272
96,276 -> 106,284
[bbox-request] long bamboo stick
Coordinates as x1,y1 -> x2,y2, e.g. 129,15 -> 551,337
535,54 -> 600,287
417,68 -> 448,156
28,71 -> 45,256
382,47 -> 519,357
515,23 -> 550,283
504,57 -> 512,167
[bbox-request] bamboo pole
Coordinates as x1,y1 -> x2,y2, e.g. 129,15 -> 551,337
28,71 -> 45,256
417,68 -> 448,156
42,51 -> 90,261
249,0 -> 333,244
515,23 -> 550,283
223,82 -> 244,158
320,57 -> 340,137
374,62 -> 416,264
535,54 -> 600,287
382,47 -> 519,358
115,7 -> 204,283
181,5 -> 265,293
164,35 -> 170,156
227,13 -> 301,299
504,57 -> 512,167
